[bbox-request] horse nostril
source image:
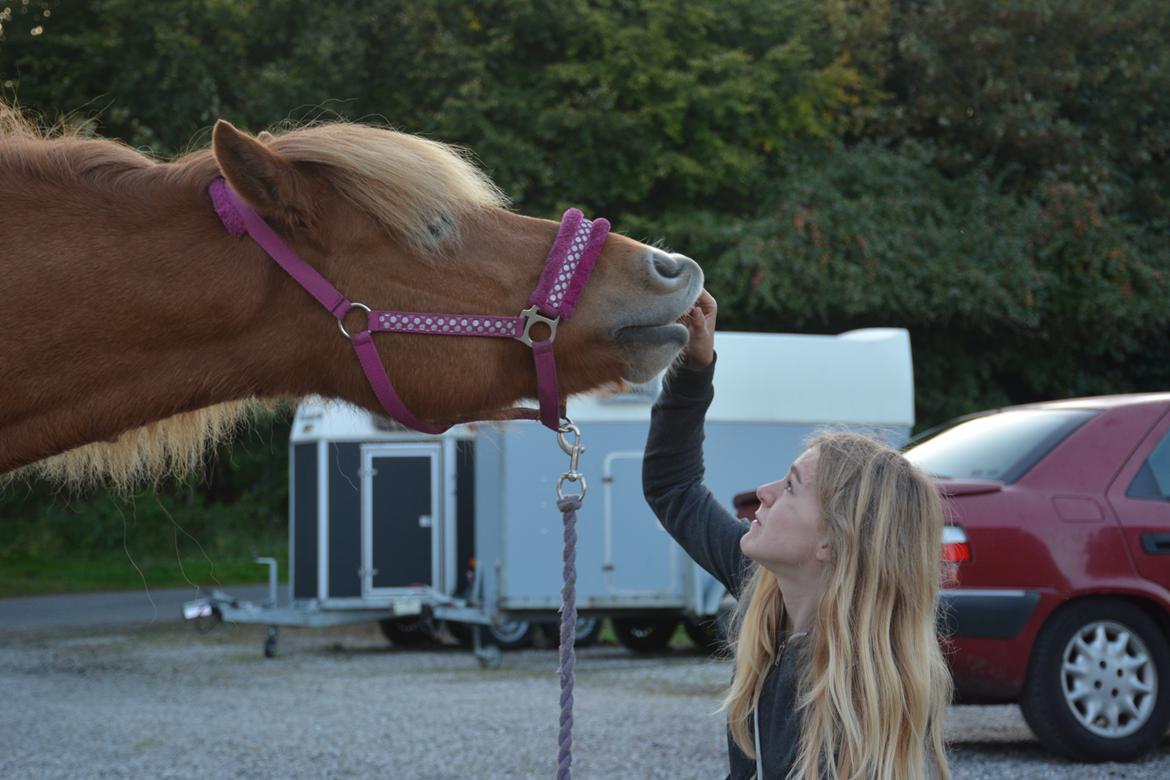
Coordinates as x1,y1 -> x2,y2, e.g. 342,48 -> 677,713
652,251 -> 685,280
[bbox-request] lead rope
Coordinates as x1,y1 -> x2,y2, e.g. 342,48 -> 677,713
554,421 -> 586,780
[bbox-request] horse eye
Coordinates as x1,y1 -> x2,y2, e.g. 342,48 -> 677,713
427,214 -> 453,241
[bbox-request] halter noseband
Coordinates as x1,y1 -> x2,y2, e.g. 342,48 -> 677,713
208,177 -> 610,433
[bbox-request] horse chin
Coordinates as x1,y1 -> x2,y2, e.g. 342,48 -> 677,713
616,323 -> 689,383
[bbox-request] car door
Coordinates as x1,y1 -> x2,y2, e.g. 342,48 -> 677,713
1106,409 -> 1170,591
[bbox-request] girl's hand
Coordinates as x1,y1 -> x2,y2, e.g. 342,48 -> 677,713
681,289 -> 717,369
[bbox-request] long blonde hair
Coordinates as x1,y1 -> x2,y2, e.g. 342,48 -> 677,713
721,432 -> 952,779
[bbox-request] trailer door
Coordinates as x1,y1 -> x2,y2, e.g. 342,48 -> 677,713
361,444 -> 442,596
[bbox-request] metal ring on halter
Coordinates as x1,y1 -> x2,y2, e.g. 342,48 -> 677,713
337,302 -> 372,339
557,472 -> 587,502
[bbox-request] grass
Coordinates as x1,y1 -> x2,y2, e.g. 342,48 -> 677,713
0,409 -> 294,599
0,544 -> 288,597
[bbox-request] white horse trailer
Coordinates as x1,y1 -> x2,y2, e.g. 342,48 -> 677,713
185,329 -> 914,663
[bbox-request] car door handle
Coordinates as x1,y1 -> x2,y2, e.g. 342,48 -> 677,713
1140,533 -> 1170,554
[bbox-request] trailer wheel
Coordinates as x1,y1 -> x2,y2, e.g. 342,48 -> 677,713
539,616 -> 603,648
263,627 -> 278,659
489,619 -> 537,650
684,615 -> 729,655
612,617 -> 678,653
473,625 -> 503,670
684,597 -> 734,656
477,643 -> 502,670
445,621 -> 473,646
192,606 -> 222,635
379,616 -> 433,647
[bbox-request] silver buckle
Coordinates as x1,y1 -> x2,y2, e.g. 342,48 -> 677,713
515,305 -> 560,347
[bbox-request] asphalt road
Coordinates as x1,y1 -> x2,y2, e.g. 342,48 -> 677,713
0,584 -> 272,631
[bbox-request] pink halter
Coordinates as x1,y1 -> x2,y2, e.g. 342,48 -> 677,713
208,178 -> 610,433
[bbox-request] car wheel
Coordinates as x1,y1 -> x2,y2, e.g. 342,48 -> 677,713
378,616 -> 433,647
1020,598 -> 1170,762
612,617 -> 678,653
489,619 -> 537,650
539,616 -> 603,648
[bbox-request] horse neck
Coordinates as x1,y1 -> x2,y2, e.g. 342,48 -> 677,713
0,162 -> 349,472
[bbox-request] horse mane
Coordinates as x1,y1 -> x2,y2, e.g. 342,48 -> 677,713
0,102 -> 509,251
9,401 -> 273,491
1,101 -> 509,489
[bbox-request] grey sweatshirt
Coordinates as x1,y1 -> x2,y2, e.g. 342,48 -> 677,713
642,356 -> 805,780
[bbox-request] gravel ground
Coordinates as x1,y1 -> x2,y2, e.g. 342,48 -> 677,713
0,622 -> 1166,779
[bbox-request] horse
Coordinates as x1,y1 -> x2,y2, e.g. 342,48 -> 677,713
0,105 -> 703,487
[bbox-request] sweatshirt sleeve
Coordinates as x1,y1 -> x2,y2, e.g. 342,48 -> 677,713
642,354 -> 751,599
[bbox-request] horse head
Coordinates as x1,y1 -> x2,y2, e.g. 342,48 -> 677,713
212,120 -> 704,424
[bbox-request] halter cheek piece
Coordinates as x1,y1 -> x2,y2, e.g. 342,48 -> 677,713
208,178 -> 610,433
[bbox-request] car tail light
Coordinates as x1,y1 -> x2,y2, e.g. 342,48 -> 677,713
940,525 -> 969,587
942,525 -> 971,563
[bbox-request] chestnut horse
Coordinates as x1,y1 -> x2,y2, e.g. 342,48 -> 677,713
0,106 -> 703,486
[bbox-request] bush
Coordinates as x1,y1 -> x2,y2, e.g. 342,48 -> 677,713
691,142 -> 1170,424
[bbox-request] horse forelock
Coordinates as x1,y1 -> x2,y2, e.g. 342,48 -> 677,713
265,123 -> 509,253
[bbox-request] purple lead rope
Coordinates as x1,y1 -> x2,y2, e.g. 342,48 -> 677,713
556,495 -> 581,780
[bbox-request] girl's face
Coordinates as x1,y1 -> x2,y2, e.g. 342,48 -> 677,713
740,448 -> 830,571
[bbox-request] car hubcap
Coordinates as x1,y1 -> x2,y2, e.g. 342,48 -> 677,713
1061,620 -> 1158,738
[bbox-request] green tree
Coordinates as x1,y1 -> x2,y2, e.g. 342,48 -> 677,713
3,1 -> 1169,588
878,0 -> 1170,226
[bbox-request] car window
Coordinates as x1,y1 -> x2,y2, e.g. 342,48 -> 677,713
1126,428 -> 1170,501
904,409 -> 1096,484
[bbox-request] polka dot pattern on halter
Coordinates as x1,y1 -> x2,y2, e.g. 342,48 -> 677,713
543,219 -> 592,312
370,312 -> 523,338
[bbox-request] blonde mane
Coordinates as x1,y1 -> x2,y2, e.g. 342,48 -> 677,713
265,123 -> 509,252
1,102 -> 509,489
1,104 -> 509,250
12,401 -> 274,491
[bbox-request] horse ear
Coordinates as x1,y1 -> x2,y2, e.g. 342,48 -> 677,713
212,120 -> 310,227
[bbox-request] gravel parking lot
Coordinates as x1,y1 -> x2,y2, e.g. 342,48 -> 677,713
0,621 -> 1167,779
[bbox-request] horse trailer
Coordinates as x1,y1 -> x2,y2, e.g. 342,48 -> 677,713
185,329 -> 914,663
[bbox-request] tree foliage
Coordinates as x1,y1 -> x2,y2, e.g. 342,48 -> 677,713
2,1 -> 1168,555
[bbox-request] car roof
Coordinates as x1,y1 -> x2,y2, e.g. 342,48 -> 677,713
1009,392 -> 1170,413
910,393 -> 1170,444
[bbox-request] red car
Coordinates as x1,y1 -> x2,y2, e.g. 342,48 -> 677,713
733,393 -> 1170,762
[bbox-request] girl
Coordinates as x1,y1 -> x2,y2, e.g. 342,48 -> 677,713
643,290 -> 952,779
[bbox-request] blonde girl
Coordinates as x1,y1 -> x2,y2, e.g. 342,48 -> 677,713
643,290 -> 952,779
